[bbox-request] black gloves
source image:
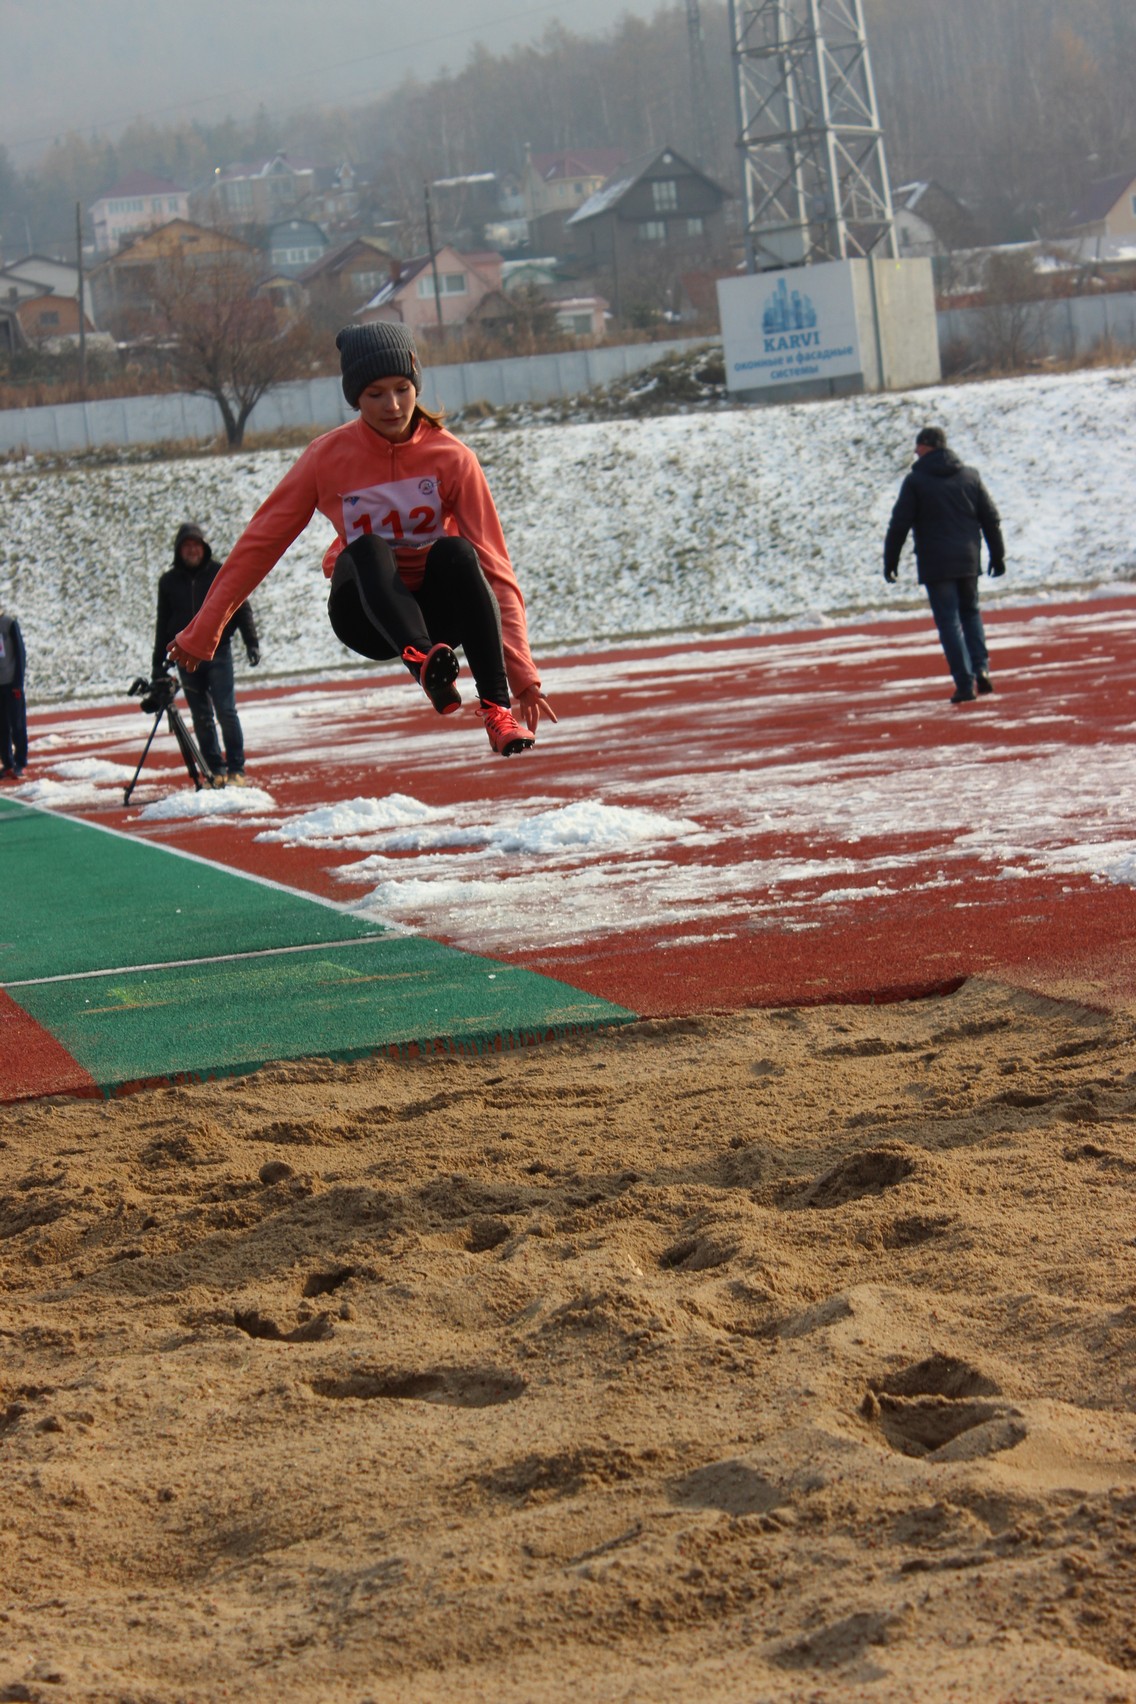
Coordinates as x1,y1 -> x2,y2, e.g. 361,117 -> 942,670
987,560 -> 1005,578
247,647 -> 261,666
883,564 -> 898,583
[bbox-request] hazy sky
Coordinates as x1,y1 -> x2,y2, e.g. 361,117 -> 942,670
3,0 -> 668,162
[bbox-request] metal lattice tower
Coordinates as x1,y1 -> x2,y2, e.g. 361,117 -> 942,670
728,0 -> 897,271
686,0 -> 717,170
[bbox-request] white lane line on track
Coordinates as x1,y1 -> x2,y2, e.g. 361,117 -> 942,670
3,936 -> 404,990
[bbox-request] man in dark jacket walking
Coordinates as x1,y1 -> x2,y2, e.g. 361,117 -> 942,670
153,522 -> 260,783
883,425 -> 1006,704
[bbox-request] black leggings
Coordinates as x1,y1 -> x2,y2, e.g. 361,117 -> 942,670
328,534 -> 509,706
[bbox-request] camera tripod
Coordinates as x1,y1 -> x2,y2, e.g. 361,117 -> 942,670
123,676 -> 217,805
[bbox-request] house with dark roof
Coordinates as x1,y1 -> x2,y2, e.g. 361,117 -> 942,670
892,182 -> 980,257
1063,170 -> 1136,243
521,146 -> 627,253
565,147 -> 730,317
192,152 -> 322,227
296,236 -> 400,314
89,172 -> 190,255
266,219 -> 329,277
303,161 -> 367,231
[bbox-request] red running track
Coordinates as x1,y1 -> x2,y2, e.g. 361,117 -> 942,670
20,594 -> 1136,1017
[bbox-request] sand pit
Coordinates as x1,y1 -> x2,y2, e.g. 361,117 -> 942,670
3,976 -> 1136,1702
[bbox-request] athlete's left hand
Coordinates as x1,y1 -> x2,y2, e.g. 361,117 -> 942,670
518,685 -> 557,734
167,640 -> 205,670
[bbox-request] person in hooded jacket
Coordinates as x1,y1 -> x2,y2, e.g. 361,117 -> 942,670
165,323 -> 555,759
153,522 -> 260,784
0,603 -> 28,780
883,425 -> 1006,704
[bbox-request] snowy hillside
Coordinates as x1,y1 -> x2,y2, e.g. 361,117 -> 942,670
1,365 -> 1133,703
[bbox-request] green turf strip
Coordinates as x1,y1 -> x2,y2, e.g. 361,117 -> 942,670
1,795 -> 384,982
2,798 -> 634,1093
14,941 -> 633,1093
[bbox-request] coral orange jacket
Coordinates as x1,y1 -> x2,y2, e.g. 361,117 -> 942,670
175,415 -> 540,695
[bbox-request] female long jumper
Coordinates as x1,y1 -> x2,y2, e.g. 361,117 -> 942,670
168,322 -> 556,757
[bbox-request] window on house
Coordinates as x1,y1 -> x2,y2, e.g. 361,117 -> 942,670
686,216 -> 704,237
39,311 -> 60,327
637,220 -> 667,242
561,312 -> 592,335
652,180 -> 678,211
1131,193 -> 1136,217
417,271 -> 468,297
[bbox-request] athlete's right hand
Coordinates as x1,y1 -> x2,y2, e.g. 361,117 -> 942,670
518,685 -> 558,733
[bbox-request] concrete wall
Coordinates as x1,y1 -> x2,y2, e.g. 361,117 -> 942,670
3,294 -> 1133,458
936,290 -> 1136,363
855,256 -> 942,391
0,337 -> 709,456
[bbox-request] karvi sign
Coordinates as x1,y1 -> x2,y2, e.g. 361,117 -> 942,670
718,261 -> 863,392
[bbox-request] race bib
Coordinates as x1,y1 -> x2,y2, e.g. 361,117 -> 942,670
341,477 -> 444,547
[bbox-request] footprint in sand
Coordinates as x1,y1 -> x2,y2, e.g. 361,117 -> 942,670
233,1309 -> 334,1343
310,1366 -> 526,1407
794,1145 -> 920,1210
862,1353 -> 1024,1461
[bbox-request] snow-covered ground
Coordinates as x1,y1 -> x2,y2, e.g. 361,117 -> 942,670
1,366 -> 1133,704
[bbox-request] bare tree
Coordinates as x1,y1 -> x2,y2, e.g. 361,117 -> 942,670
976,251 -> 1053,372
147,248 -> 314,448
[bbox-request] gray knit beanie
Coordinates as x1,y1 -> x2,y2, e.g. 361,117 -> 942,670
336,323 -> 423,407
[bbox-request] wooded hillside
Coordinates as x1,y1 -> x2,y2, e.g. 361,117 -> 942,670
2,0 -> 1133,258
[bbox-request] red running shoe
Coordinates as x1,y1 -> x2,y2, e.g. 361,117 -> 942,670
402,642 -> 461,714
477,699 -> 535,756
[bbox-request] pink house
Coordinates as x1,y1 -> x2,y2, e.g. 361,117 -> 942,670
356,246 -> 504,334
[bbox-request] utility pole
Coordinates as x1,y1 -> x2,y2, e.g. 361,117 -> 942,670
686,0 -> 717,170
75,200 -> 87,397
423,182 -> 445,335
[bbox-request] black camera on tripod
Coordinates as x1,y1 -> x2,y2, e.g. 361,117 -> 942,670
128,673 -> 177,716
123,670 -> 215,803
